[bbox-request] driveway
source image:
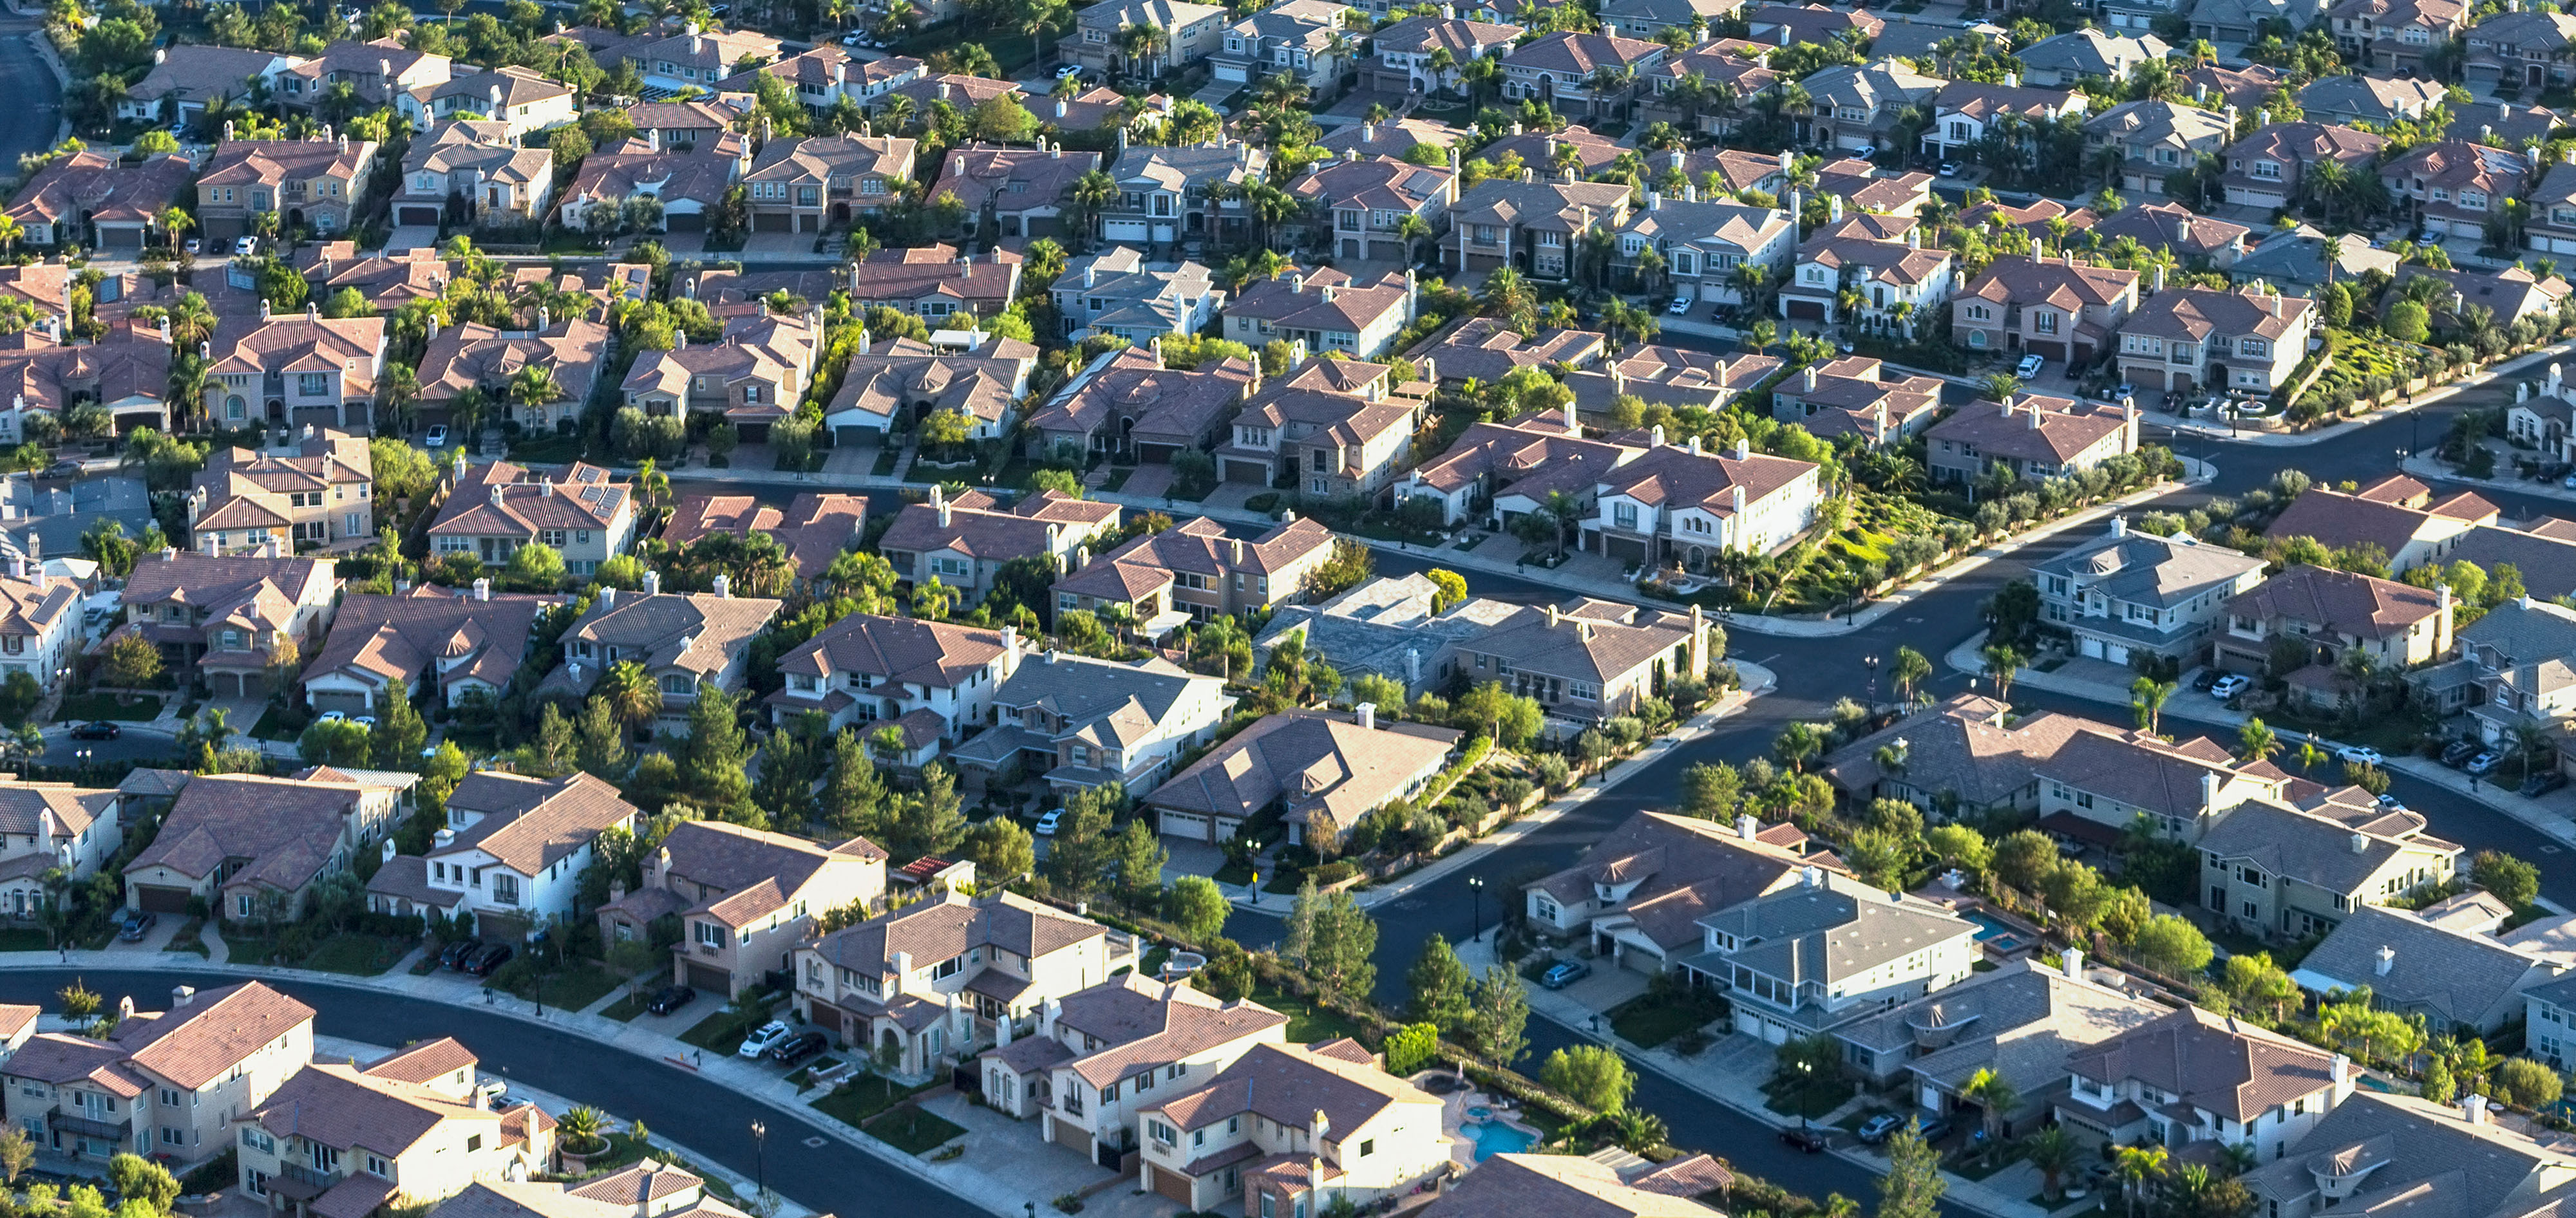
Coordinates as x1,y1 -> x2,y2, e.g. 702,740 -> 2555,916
1554,961 -> 1649,1019
911,1092 -> 1172,1218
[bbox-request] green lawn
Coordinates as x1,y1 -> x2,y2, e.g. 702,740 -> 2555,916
57,693 -> 161,722
1761,1076 -> 1855,1120
0,928 -> 48,952
599,991 -> 654,1021
812,1076 -> 934,1127
866,1106 -> 967,1155
497,962 -> 625,1011
1607,995 -> 1720,1049
299,934 -> 415,975
679,1003 -> 777,1051
1251,984 -> 1370,1044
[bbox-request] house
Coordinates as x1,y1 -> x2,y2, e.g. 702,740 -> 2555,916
0,326 -> 173,444
950,651 -> 1235,796
2191,0 -> 2315,46
1132,1040 -> 1450,1215
743,135 -> 917,233
115,548 -> 339,699
1314,118 -> 1465,163
1522,810 -> 1817,968
431,1161 -> 751,1218
2297,73 -> 2447,127
1835,955 -> 2168,1130
1499,32 -> 1667,120
2438,593 -> 2576,747
1291,156 -> 1457,265
1767,357 -> 1945,444
1099,141 -> 1268,252
1364,13 -> 1520,93
555,132 -> 748,236
1209,0 -> 1353,89
1808,159 -> 1937,218
304,585 -> 561,716
2199,795 -> 2465,940
2213,564 -> 2454,684
2117,285 -> 2315,394
1223,268 -> 1419,361
1,981 -> 313,1166
201,308 -> 388,433
185,429 -> 375,556
4,151 -> 194,250
1601,0 -> 1741,38
2031,519 -> 2268,666
1448,177 -> 1634,278
125,769 -> 410,922
1052,515 -> 1339,631
661,492 -> 866,583
2465,8 -> 2576,87
426,460 -> 638,577
0,779 -> 122,915
1050,248 -> 1224,343
1057,0 -> 1230,77
1822,693 -> 2090,816
196,135 -> 381,240
877,487 -> 1121,606
395,120 -> 557,230
119,45 -> 305,124
612,25 -> 784,94
0,568 -> 82,702
1776,212 -> 1955,337
1252,574 -> 1526,702
2094,201 -> 2253,267
417,317 -> 613,436
794,889 -> 1139,1076
2084,102 -> 2235,199
980,975 -> 1288,1174
403,771 -> 639,928
624,100 -> 746,151
1675,867 -> 1980,1043
2293,904 -> 2561,1035
298,245 -> 446,312
535,578 -> 782,735
2261,477 -> 2497,573
1743,3 -> 1884,44
1478,124 -> 1627,180
931,144 -> 1102,244
1923,79 -> 2090,162
1620,195 -> 1796,308
845,246 -> 1023,323
1145,706 -> 1459,847
2381,141 -> 2532,242
1956,196 -> 2099,243
1450,599 -> 1711,721
617,310 -> 823,440
411,66 -> 577,138
1418,1154 -> 1728,1217
2031,720 -> 2306,846
2404,264 -> 2572,330
822,333 -> 1038,441
1025,344 -> 1251,462
1404,317 -> 1605,386
2016,30 -> 2170,86
596,820 -> 887,998
279,38 -> 452,116
1214,358 -> 1427,501
2056,1006 -> 2352,1158
2454,98 -> 2561,149
1649,51 -> 1782,138
2328,0 -> 2471,74
717,46 -> 918,113
2227,227 -> 2404,290
1584,436 -> 1824,567
2237,1091 -> 2576,1218
2221,122 -> 2389,211
767,611 -> 1028,744
1797,59 -> 1943,156
1951,255 -> 2142,364
1563,344 -> 1778,416
236,1042 -> 553,1215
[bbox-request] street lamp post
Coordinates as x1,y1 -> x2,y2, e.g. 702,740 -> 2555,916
1796,1060 -> 1813,1133
750,1121 -> 766,1204
1466,875 -> 1484,944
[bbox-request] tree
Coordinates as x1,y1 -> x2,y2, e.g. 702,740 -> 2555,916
823,731 -> 887,838
501,541 -> 565,592
299,718 -> 372,767
1877,1118 -> 1947,1218
576,696 -> 629,778
1198,937 -> 1255,1000
1425,568 -> 1468,613
2128,914 -> 2215,978
1539,1044 -> 1634,1112
0,1126 -> 30,1186
2387,299 -> 2430,342
2116,1146 -> 2168,1218
2238,717 -> 2282,763
2473,849 -> 2541,908
1980,642 -> 2023,698
1162,876 -> 1229,942
598,660 -> 660,737
2219,951 -> 2299,1020
964,815 -> 1034,886
1111,817 -> 1168,906
106,1156 -> 177,1215
101,633 -> 162,688
1680,761 -> 1741,820
607,937 -> 663,1004
1468,964 -> 1528,1065
373,695 -> 426,770
1960,1066 -> 2020,1158
1992,829 -> 2060,893
1406,933 -> 1473,1033
2026,1126 -> 2080,1203
1041,785 -> 1117,898
891,763 -> 969,859
2130,675 -> 2176,733
1304,887 -> 1379,997
1890,645 -> 1931,702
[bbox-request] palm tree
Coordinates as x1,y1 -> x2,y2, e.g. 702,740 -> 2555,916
2239,716 -> 2281,764
1459,54 -> 1501,111
1583,64 -> 1635,123
379,366 -> 421,436
1980,371 -> 2023,402
2130,675 -> 2176,733
1115,22 -> 1168,79
1478,266 -> 1535,330
634,457 -> 671,514
1960,1067 -> 2020,1163
0,217 -> 23,261
1015,0 -> 1069,75
2116,1145 -> 2169,1218
2026,1126 -> 2080,1202
1256,70 -> 1309,110
509,365 -> 564,426
1395,214 -> 1432,265
599,659 -> 661,738
1612,1110 -> 1667,1154
168,292 -> 218,351
2320,234 -> 2345,286
1069,168 -> 1117,250
1424,45 -> 1456,93
877,93 -> 916,134
1980,643 -> 2023,698
158,207 -> 193,254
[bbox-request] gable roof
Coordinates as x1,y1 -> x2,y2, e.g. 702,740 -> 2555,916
2064,1005 -> 2343,1123
428,771 -> 639,876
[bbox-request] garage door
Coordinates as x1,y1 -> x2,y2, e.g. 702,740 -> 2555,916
1222,458 -> 1267,483
1149,1165 -> 1193,1206
103,228 -> 142,248
396,205 -> 441,226
753,212 -> 791,232
665,211 -> 706,232
2106,643 -> 2131,665
1213,62 -> 1248,82
1786,299 -> 1826,321
1103,220 -> 1148,243
135,885 -> 190,914
1051,1116 -> 1090,1154
2079,637 -> 2105,659
1734,1010 -> 1761,1039
685,960 -> 730,992
310,690 -> 370,716
1159,809 -> 1209,841
233,673 -> 264,699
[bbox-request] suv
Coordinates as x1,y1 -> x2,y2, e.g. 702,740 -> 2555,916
115,909 -> 156,942
2209,674 -> 2251,700
2016,353 -> 2045,379
2523,770 -> 2569,798
1539,960 -> 1590,989
737,1020 -> 795,1058
2443,740 -> 2481,767
766,1031 -> 828,1066
646,984 -> 696,1015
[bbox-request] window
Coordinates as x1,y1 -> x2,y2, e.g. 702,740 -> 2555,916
695,921 -> 727,948
933,955 -> 965,980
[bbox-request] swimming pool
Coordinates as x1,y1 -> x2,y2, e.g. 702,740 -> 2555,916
1468,1120 -> 1535,1160
1964,910 -> 2030,950
1466,1105 -> 1493,1120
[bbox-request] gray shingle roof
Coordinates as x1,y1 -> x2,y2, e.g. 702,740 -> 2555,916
2032,529 -> 2268,609
2292,905 -> 2548,1029
1835,958 -> 2166,1098
2237,1091 -> 2571,1218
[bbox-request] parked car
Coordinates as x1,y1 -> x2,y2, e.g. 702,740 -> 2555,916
766,1031 -> 828,1065
737,1020 -> 795,1058
1936,161 -> 1960,177
2336,745 -> 2383,767
182,238 -> 201,254
1850,145 -> 1877,160
319,710 -> 346,723
426,424 -> 450,449
41,460 -> 82,480
1056,63 -> 1084,79
1667,295 -> 1690,315
1779,1128 -> 1831,1153
1916,1118 -> 1955,1143
1539,960 -> 1590,989
116,909 -> 156,942
2190,668 -> 2222,692
234,236 -> 260,256
2375,792 -> 2407,811
1034,808 -> 1061,835
2523,771 -> 2569,797
2443,740 -> 2481,767
2467,750 -> 2505,776
2209,674 -> 2251,700
70,721 -> 120,740
645,984 -> 696,1015
2016,353 -> 2044,379
1856,1113 -> 1906,1144
440,939 -> 480,970
464,942 -> 514,976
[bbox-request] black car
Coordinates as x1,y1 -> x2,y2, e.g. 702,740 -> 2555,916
2191,668 -> 2222,692
440,939 -> 480,970
69,721 -> 119,740
2524,770 -> 2570,798
1779,1128 -> 1831,1153
645,984 -> 697,1016
464,942 -> 515,977
766,1031 -> 828,1066
115,909 -> 156,942
2443,740 -> 2482,767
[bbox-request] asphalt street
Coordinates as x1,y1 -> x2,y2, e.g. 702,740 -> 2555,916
0,14 -> 63,177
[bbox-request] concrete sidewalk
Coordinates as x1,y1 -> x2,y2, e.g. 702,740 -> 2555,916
2142,333 -> 2576,449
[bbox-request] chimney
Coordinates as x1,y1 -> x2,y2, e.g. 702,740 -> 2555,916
2351,832 -> 2368,854
1736,813 -> 1757,840
937,498 -> 952,529
2110,515 -> 2127,538
1801,865 -> 1823,888
1546,604 -> 1560,628
472,577 -> 489,601
1356,702 -> 1376,730
2060,948 -> 2084,980
712,573 -> 730,598
1731,437 -> 1749,460
2439,582 -> 2454,618
2551,362 -> 2562,397
2375,944 -> 2396,976
2332,1054 -> 2350,1088
381,838 -> 397,865
434,827 -> 456,848
1002,624 -> 1019,658
2028,404 -> 2044,430
642,570 -> 662,596
1802,366 -> 1818,392
2465,1094 -> 2488,1124
1650,424 -> 1665,448
1041,996 -> 1061,1038
1730,485 -> 1746,511
889,950 -> 911,997
2201,771 -> 2219,812
171,986 -> 194,1007
600,586 -> 617,612
260,298 -> 271,321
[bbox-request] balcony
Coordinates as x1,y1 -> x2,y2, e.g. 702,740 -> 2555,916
280,1163 -> 344,1191
46,1112 -> 128,1141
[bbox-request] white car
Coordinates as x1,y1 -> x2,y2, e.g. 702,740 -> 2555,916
353,715 -> 377,729
233,236 -> 260,256
2015,353 -> 2045,379
735,1020 -> 793,1058
319,710 -> 347,723
2336,745 -> 2384,767
2209,674 -> 2252,700
426,424 -> 450,449
182,238 -> 200,254
1667,296 -> 1691,315
1056,63 -> 1084,79
841,32 -> 866,43
1937,161 -> 1960,177
1035,808 -> 1062,835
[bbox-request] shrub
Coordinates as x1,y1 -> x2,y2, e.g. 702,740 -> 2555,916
1383,1022 -> 1439,1076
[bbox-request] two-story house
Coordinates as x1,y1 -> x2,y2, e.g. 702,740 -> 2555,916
1023,342 -> 1247,463
203,306 -> 388,434
1364,12 -> 1519,93
408,64 -> 576,138
187,429 -> 374,556
1586,436 -> 1824,568
0,780 -> 122,917
1922,77 -> 2090,163
2440,594 -> 2576,747
3,151 -> 196,250
2032,722 -> 2301,845
845,247 -> 1025,324
1448,178 -> 1634,279
1146,706 -> 1459,847
1209,0 -> 1352,89
768,611 -> 1027,752
1677,867 -> 1980,1044
1052,515 -> 1338,629
2297,74 -> 2446,127
743,135 -> 918,233
2300,904 -> 2564,1036
2262,475 -> 2498,576
2221,121 -> 2389,211
1133,1040 -> 1450,1215
1767,357 -> 1945,445
952,651 -> 1235,797
236,1041 -> 553,1213
2031,518 -> 2269,667
1390,408 -> 1639,527
0,324 -> 173,442
795,890 -> 1138,1076
1224,269 -> 1420,361
305,585 -> 562,716
425,459 -> 638,578
3,981 -> 314,1166
1056,0 -> 1229,78
1449,599 -> 1711,723
1618,194 -> 1795,308
0,556 -> 79,702
1951,254 -> 2143,364
556,131 -> 750,236
2468,8 -> 2576,88
877,488 -> 1121,608
1099,141 -> 1269,252
535,576 -> 782,736
932,144 -> 1103,244
1498,32 -> 1667,120
2117,285 -> 2316,394
1776,212 -> 1955,338
417,315 -> 613,436
279,38 -> 451,117
1048,249 -> 1225,344
2057,1006 -> 2352,1157
115,548 -> 340,699
618,310 -> 822,441
1213,358 -> 1426,501
196,133 -> 382,240
120,45 -> 306,125
126,767 -> 412,921
2200,792 -> 2464,940
2329,0 -> 2471,75
415,771 -> 641,928
1798,59 -> 1943,156
2018,30 -> 2170,86
2214,564 -> 2454,689
598,820 -> 887,998
1289,156 -> 1457,265
1835,955 -> 2167,1132
1523,809 -> 1819,968
1927,395 -> 2140,487
394,120 -> 557,230
2084,100 -> 2236,198
2382,140 -> 2532,241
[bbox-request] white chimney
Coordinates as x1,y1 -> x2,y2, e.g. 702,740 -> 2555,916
2351,832 -> 2368,854
2465,1094 -> 2488,1124
2111,516 -> 2128,538
889,950 -> 911,997
2060,948 -> 2084,980
642,570 -> 661,596
2332,1054 -> 2350,1088
170,986 -> 195,1007
1735,813 -> 1757,840
472,577 -> 489,601
2201,771 -> 2219,812
2375,944 -> 2395,976
712,573 -> 730,598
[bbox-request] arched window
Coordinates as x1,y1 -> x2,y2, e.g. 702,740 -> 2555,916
227,395 -> 247,418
